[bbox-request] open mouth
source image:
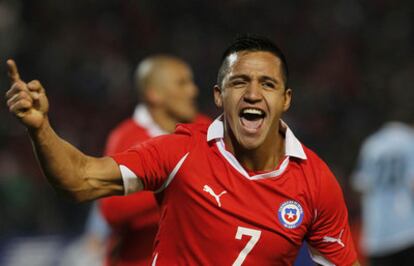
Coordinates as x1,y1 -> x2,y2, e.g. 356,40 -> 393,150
239,108 -> 266,131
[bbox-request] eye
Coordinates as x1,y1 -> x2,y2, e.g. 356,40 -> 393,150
231,80 -> 247,88
262,81 -> 275,89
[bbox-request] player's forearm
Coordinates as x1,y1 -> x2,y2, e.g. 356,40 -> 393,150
5,60 -> 126,201
29,118 -> 124,202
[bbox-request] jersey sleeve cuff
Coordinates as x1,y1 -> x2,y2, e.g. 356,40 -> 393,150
110,153 -> 142,195
119,165 -> 140,195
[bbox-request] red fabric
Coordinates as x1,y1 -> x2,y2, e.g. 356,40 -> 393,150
100,114 -> 211,266
100,119 -> 159,266
111,123 -> 358,266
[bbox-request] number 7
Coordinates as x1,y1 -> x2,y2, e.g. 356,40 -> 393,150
232,226 -> 261,266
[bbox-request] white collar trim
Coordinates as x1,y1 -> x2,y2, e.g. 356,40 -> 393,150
133,104 -> 167,137
206,115 -> 306,180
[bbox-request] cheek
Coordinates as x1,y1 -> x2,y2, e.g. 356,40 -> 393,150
179,87 -> 195,101
266,93 -> 286,111
222,90 -> 240,109
162,91 -> 180,108
167,89 -> 197,112
165,88 -> 184,102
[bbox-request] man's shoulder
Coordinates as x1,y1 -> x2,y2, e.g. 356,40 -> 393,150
136,122 -> 209,151
107,118 -> 151,143
105,118 -> 152,154
300,145 -> 327,167
361,123 -> 414,156
174,122 -> 210,138
110,118 -> 146,135
298,145 -> 337,182
194,114 -> 213,125
300,146 -> 345,206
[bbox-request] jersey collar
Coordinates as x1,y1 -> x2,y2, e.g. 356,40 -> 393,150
133,104 -> 167,137
207,115 -> 307,160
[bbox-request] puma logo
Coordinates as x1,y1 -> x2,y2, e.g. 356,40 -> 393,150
322,229 -> 345,247
203,185 -> 227,207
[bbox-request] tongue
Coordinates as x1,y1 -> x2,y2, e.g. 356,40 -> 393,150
241,117 -> 263,129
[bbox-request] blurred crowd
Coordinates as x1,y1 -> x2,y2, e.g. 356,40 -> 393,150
1,0 -> 414,263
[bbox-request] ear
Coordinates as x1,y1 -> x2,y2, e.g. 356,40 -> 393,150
213,85 -> 223,108
146,87 -> 163,106
283,88 -> 292,112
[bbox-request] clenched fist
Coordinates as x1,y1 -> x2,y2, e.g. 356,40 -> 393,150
5,59 -> 49,129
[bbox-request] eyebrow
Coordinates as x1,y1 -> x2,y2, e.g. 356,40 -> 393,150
259,76 -> 279,84
228,74 -> 250,81
228,74 -> 279,84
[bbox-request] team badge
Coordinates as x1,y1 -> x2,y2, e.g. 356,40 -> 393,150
278,200 -> 304,229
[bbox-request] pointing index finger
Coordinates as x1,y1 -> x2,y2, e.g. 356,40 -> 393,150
7,59 -> 21,84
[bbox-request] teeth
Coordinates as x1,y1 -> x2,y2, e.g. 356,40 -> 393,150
242,108 -> 264,115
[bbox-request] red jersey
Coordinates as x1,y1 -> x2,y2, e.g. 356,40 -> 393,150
100,105 -> 211,266
112,117 -> 357,266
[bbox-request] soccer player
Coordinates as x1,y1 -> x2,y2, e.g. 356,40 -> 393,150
5,35 -> 359,265
352,118 -> 414,265
98,55 -> 210,266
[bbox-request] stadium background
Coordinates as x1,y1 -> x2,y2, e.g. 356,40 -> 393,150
1,0 -> 414,265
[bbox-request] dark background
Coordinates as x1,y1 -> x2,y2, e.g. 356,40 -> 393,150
1,0 -> 414,264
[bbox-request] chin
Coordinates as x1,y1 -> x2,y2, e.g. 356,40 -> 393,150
175,111 -> 196,123
238,137 -> 263,151
186,115 -> 199,123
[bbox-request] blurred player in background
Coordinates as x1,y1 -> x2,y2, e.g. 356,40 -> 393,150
96,55 -> 210,266
5,35 -> 359,265
352,104 -> 414,265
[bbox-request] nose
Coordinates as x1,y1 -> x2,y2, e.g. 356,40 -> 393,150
190,81 -> 198,97
186,80 -> 198,99
243,82 -> 262,103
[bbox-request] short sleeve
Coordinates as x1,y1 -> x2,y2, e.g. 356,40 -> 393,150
307,163 -> 358,266
110,132 -> 191,193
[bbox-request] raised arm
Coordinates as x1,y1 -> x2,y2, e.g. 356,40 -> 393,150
5,60 -> 142,202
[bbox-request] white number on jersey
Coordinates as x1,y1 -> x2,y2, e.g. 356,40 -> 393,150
232,226 -> 261,266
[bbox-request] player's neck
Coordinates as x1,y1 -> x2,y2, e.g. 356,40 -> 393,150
147,106 -> 178,134
224,130 -> 285,172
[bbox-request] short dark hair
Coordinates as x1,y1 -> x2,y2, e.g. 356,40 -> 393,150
217,35 -> 289,88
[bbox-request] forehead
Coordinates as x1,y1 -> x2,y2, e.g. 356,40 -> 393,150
158,60 -> 191,79
226,51 -> 282,78
163,60 -> 190,73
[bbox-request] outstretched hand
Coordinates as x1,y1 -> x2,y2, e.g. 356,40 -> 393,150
5,59 -> 49,129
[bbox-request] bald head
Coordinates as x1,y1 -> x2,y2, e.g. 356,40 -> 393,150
134,55 -> 188,98
133,55 -> 199,123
